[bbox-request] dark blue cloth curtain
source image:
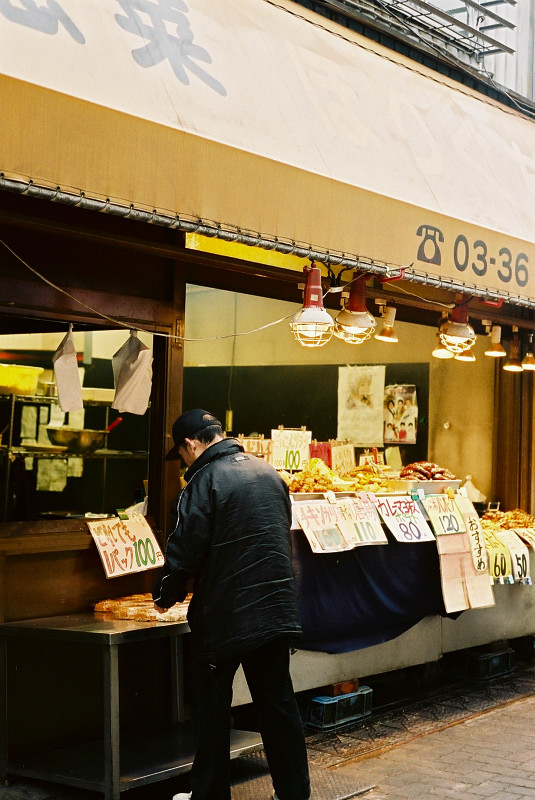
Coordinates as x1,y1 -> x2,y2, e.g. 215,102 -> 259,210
292,529 -> 450,654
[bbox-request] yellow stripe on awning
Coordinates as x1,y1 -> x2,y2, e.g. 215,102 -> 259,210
1,0 -> 535,298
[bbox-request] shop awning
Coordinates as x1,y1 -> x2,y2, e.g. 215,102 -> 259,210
2,0 -> 535,300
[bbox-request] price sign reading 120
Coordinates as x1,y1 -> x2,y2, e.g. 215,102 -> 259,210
415,224 -> 529,291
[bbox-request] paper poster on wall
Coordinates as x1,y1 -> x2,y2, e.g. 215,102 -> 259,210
383,384 -> 418,444
337,365 -> 385,447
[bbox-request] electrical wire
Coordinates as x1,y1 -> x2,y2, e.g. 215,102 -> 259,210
0,237 -> 295,341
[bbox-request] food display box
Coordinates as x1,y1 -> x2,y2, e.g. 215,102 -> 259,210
0,364 -> 44,396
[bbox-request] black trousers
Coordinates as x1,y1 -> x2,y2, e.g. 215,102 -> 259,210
189,637 -> 311,800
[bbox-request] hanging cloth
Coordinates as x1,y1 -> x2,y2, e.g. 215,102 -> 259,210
52,325 -> 83,412
112,330 -> 153,415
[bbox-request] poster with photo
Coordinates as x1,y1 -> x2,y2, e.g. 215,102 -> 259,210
383,384 -> 418,444
338,365 -> 385,446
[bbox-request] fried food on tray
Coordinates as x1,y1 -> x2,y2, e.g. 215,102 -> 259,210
400,461 -> 457,481
482,508 -> 535,529
94,593 -> 191,623
281,458 -> 393,493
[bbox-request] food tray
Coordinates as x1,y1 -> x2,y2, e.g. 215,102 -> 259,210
384,479 -> 461,494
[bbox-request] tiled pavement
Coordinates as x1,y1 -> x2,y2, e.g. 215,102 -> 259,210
2,660 -> 535,800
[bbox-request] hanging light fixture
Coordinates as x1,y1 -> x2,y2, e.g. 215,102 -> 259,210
333,272 -> 376,344
454,345 -> 476,362
484,325 -> 507,357
432,320 -> 454,359
439,296 -> 476,354
522,333 -> 535,371
503,327 -> 523,372
374,303 -> 398,343
289,262 -> 334,348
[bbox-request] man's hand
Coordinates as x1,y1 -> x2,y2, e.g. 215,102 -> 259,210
154,603 -> 169,613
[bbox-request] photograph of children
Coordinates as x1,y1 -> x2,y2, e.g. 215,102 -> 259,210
383,384 -> 418,443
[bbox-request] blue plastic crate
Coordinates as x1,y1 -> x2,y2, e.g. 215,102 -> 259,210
307,686 -> 373,730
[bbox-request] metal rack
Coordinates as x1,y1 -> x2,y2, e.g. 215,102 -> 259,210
0,394 -> 148,521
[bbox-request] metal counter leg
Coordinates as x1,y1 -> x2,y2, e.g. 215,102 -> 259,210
103,643 -> 120,800
0,635 -> 7,785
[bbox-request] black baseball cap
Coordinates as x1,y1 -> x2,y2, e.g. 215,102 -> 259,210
165,408 -> 221,460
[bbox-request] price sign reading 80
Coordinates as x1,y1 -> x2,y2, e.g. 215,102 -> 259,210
373,495 -> 435,544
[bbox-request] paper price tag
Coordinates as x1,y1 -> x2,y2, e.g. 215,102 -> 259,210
495,529 -> 531,583
373,495 -> 435,543
421,494 -> 466,536
455,496 -> 489,573
482,526 -> 513,582
336,493 -> 388,546
513,527 -> 535,549
293,502 -> 353,553
330,444 -> 355,477
271,429 -> 311,471
87,514 -> 164,578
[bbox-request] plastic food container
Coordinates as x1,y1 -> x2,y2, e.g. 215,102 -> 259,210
0,364 -> 44,396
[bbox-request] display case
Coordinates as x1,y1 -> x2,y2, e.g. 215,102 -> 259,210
0,393 -> 149,521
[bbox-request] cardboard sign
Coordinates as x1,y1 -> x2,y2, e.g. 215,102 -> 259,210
513,526 -> 535,549
373,494 -> 435,543
240,437 -> 273,464
271,428 -> 311,471
330,443 -> 355,477
456,495 -> 488,573
494,529 -> 531,583
293,493 -> 387,551
309,442 -> 332,468
336,494 -> 388,546
87,514 -> 164,579
435,532 -> 494,613
293,502 -> 352,553
421,494 -> 466,536
482,526 -> 513,582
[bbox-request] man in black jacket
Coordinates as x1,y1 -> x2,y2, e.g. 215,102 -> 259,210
153,409 -> 310,800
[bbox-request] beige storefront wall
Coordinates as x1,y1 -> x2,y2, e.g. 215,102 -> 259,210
2,0 -> 535,300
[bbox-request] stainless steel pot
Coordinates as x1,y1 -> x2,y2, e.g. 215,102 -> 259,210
46,427 -> 108,453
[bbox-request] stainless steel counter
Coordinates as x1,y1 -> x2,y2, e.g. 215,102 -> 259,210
0,613 -> 261,800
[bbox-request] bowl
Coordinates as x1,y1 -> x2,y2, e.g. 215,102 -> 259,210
46,427 -> 108,453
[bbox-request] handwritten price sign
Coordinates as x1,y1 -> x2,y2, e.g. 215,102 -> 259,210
293,501 -> 352,553
373,495 -> 435,543
272,428 -> 311,471
87,514 -> 164,579
336,494 -> 388,546
330,444 -> 355,477
421,494 -> 466,536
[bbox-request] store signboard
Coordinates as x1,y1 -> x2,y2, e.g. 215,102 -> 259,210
373,495 -> 435,543
87,514 -> 164,579
420,494 -> 466,537
271,428 -> 311,472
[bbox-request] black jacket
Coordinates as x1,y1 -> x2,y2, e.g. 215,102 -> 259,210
152,438 -> 302,661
